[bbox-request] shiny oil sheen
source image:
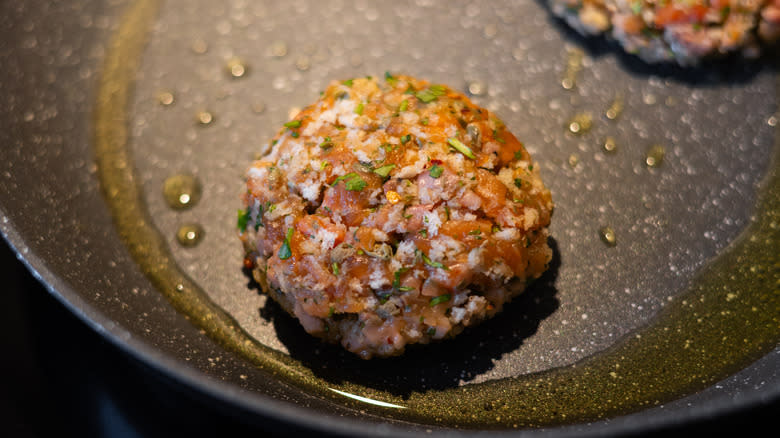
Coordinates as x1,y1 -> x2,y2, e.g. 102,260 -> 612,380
93,0 -> 780,430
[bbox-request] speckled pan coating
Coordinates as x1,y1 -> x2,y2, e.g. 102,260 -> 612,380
0,0 -> 778,435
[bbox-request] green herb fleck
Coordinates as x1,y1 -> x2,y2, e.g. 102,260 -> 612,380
514,150 -> 523,160
400,134 -> 411,144
468,229 -> 482,236
384,71 -> 397,86
332,262 -> 340,276
373,164 -> 396,178
284,120 -> 301,129
514,178 -> 524,189
345,175 -> 367,191
342,79 -> 354,87
429,164 -> 443,178
493,129 -> 506,143
630,0 -> 642,15
319,137 -> 334,149
331,172 -> 358,186
355,102 -> 364,115
278,228 -> 294,260
237,209 -> 251,232
399,99 -> 409,112
421,253 -> 447,270
415,85 -> 446,103
447,137 -> 476,159
429,294 -> 451,307
392,267 -> 409,289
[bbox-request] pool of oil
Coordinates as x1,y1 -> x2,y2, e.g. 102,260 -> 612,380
94,0 -> 779,430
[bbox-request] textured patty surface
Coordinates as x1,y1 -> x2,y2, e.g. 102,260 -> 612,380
239,74 -> 553,359
550,0 -> 780,65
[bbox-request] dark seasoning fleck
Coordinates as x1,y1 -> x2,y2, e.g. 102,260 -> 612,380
99,0 -> 780,431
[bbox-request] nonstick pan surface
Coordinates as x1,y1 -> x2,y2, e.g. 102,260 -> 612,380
0,0 -> 778,435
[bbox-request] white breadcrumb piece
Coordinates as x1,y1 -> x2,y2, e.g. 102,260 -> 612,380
239,74 -> 553,359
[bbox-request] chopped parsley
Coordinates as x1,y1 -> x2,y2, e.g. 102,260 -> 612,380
392,267 -> 409,290
384,71 -> 397,86
514,178 -> 524,189
429,294 -> 451,307
447,137 -> 476,159
415,84 -> 446,103
493,129 -> 505,143
278,228 -> 294,260
342,78 -> 354,87
319,137 -> 334,149
429,164 -> 443,178
283,120 -> 301,129
331,172 -> 367,191
373,164 -> 396,178
399,99 -> 409,112
331,262 -> 340,276
421,252 -> 448,270
468,229 -> 482,236
400,134 -> 411,144
355,102 -> 364,115
514,150 -> 523,160
237,209 -> 251,232
345,175 -> 367,191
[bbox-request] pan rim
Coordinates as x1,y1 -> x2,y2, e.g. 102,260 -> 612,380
2,211 -> 778,437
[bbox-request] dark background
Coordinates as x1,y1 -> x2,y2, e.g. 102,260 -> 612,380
0,236 -> 776,438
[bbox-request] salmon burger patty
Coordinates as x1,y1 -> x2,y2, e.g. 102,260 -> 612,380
549,0 -> 780,65
239,74 -> 553,359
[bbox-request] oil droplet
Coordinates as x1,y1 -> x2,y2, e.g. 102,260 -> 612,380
295,55 -> 311,71
561,47 -> 584,90
568,154 -> 579,168
163,174 -> 202,210
196,110 -> 214,126
191,38 -> 208,54
567,112 -> 592,135
270,40 -> 288,58
467,80 -> 487,97
349,54 -> 363,67
176,223 -> 205,247
605,95 -> 624,120
226,57 -> 248,78
157,91 -> 175,106
645,145 -> 666,168
599,226 -> 617,247
483,23 -> 498,39
251,102 -> 266,114
603,136 -> 617,153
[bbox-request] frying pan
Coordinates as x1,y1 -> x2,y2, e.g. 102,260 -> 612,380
0,0 -> 778,435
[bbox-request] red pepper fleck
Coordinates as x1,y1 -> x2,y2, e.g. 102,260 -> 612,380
243,256 -> 255,270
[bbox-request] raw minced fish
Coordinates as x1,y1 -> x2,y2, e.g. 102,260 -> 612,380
549,0 -> 780,66
239,74 -> 553,359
